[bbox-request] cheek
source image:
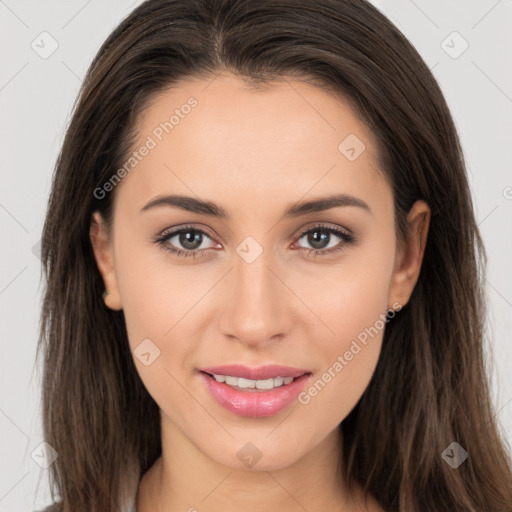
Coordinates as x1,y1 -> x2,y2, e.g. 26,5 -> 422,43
112,235 -> 207,412
113,227 -> 202,342
295,229 -> 395,345
294,237 -> 394,423
113,243 -> 202,413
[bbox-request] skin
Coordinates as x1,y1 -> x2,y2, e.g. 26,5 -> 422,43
90,72 -> 430,512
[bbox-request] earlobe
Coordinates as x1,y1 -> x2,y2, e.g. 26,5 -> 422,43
387,200 -> 430,309
89,211 -> 123,310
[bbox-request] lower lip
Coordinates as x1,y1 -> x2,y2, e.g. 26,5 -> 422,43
199,372 -> 311,418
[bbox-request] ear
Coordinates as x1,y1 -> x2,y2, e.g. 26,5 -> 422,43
90,211 -> 123,310
387,200 -> 430,310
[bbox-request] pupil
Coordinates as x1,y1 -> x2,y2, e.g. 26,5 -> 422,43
180,230 -> 202,250
308,230 -> 329,249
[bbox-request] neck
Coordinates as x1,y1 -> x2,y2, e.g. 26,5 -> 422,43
136,414 -> 365,512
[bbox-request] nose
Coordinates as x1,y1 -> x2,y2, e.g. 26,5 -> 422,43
217,247 -> 292,349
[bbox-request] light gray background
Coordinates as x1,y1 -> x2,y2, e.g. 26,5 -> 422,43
1,1 -> 511,510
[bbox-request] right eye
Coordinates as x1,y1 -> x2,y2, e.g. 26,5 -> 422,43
153,225 -> 220,259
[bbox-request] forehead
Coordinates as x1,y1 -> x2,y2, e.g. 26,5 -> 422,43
115,73 -> 390,218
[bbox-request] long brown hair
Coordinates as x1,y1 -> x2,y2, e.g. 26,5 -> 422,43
37,1 -> 512,510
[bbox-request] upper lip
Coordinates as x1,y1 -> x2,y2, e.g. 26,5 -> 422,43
200,364 -> 310,380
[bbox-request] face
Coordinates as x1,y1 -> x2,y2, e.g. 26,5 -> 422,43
91,72 -> 429,472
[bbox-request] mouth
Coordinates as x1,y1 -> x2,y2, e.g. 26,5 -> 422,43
198,364 -> 312,417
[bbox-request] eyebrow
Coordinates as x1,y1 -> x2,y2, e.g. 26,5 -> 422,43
140,193 -> 371,218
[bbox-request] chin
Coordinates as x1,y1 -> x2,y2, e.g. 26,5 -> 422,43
206,438 -> 308,472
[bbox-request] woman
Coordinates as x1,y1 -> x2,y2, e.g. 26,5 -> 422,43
36,0 -> 512,511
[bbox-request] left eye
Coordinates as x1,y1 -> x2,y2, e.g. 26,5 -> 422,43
294,225 -> 354,254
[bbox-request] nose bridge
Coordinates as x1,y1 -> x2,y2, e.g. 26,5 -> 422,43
218,242 -> 289,346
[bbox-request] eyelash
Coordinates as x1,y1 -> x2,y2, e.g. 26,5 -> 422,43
152,223 -> 356,259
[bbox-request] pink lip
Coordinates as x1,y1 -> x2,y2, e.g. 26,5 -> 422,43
198,365 -> 312,418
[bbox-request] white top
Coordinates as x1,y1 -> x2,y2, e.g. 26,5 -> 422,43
120,463 -> 141,512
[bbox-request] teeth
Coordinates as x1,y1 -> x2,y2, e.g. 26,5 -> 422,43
224,375 -> 238,386
257,378 -> 276,389
212,374 -> 296,389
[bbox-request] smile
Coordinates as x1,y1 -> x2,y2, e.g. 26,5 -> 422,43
209,375 -> 293,390
198,364 -> 312,417
209,374 -> 295,390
